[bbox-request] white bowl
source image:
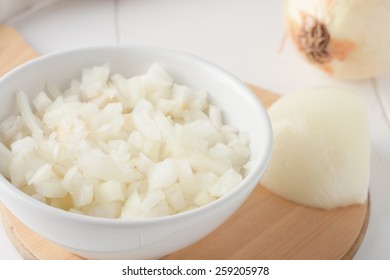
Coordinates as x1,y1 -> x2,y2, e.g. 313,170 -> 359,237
0,46 -> 272,259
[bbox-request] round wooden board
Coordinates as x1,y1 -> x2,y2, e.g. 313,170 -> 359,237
0,86 -> 369,260
0,25 -> 369,260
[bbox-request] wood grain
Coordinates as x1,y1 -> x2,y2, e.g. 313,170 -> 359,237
0,25 -> 369,260
0,25 -> 38,77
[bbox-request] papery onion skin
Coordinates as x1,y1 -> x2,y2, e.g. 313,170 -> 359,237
283,0 -> 390,80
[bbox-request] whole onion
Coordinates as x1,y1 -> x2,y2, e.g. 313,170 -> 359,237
283,0 -> 390,80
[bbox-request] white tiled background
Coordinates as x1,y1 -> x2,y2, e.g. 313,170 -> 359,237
1,0 -> 390,259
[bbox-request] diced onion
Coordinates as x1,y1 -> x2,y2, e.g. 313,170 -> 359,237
0,63 -> 251,219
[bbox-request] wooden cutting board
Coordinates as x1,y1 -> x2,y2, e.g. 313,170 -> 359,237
0,25 -> 369,260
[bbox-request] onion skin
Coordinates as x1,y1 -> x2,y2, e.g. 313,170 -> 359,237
283,0 -> 390,80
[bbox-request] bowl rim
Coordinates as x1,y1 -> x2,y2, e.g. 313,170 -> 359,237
0,44 -> 273,227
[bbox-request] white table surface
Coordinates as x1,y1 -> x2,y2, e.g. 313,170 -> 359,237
0,0 -> 389,260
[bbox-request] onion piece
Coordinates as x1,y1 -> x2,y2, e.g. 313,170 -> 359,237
16,90 -> 43,135
262,86 -> 370,210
